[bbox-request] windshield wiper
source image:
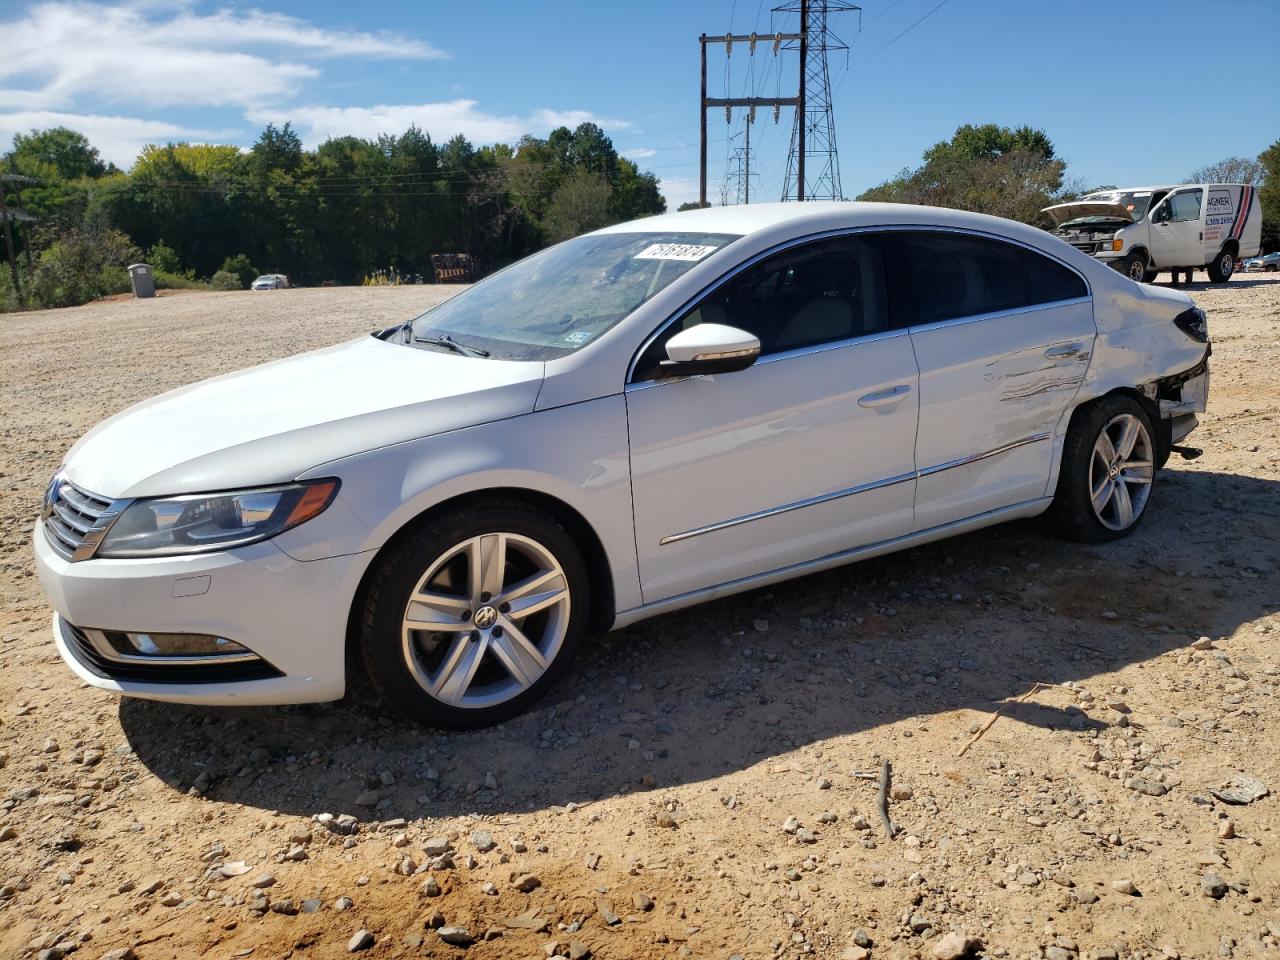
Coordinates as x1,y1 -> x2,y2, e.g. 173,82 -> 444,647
412,333 -> 490,358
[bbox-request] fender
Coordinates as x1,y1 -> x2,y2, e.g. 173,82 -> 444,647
275,395 -> 644,615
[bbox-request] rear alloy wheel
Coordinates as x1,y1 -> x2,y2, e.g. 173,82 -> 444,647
361,501 -> 589,728
1049,394 -> 1156,542
1121,252 -> 1148,283
1206,249 -> 1236,283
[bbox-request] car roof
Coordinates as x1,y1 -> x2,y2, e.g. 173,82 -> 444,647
595,200 -> 1056,242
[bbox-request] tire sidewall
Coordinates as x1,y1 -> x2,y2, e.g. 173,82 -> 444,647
361,503 -> 591,729
1053,395 -> 1157,542
1123,254 -> 1147,283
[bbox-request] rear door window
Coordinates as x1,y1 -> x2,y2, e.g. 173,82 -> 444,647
890,232 -> 1027,325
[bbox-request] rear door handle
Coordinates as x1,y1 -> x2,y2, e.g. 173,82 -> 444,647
1045,342 -> 1084,359
858,384 -> 912,408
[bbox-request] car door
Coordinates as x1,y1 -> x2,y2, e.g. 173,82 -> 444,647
625,233 -> 919,604
885,230 -> 1095,531
1149,188 -> 1204,267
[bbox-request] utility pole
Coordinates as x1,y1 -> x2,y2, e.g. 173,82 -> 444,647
699,29 -> 803,208
778,0 -> 860,201
699,34 -> 708,207
796,0 -> 807,201
0,175 -> 22,302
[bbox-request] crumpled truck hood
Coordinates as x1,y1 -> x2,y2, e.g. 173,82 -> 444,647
63,336 -> 545,499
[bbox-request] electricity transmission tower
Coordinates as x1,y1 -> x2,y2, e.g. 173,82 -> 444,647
776,0 -> 860,201
719,122 -> 759,205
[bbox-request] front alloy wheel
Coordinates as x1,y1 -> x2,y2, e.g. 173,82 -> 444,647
361,500 -> 589,728
400,533 -> 570,709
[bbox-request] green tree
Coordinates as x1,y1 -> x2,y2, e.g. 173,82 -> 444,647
219,254 -> 258,288
28,227 -> 138,308
858,123 -> 1068,225
147,240 -> 180,273
10,127 -> 110,179
1258,139 -> 1280,252
543,169 -> 613,242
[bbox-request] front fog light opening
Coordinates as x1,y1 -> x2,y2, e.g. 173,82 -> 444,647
103,630 -> 254,661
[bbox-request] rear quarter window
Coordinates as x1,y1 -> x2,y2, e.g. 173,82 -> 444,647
1020,247 -> 1087,304
887,231 -> 1087,327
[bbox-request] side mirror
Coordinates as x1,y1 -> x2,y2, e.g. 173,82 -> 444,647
660,323 -> 761,377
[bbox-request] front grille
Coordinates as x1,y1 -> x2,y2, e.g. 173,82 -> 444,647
42,478 -> 115,561
63,622 -> 282,684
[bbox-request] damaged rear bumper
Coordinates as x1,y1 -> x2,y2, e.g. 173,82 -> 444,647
1147,349 -> 1210,452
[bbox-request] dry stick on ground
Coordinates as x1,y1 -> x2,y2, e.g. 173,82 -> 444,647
878,759 -> 898,840
957,682 -> 1059,758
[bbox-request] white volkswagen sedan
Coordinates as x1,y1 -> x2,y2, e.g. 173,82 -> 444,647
34,202 -> 1211,728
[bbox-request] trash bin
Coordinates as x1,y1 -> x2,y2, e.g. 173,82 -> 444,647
127,263 -> 156,299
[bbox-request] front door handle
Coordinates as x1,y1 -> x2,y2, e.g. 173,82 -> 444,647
858,384 -> 912,408
1045,342 -> 1085,359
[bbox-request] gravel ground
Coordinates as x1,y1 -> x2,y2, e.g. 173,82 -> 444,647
1,277 -> 1278,960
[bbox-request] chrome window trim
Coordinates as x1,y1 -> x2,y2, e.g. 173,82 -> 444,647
658,432 -> 1051,545
625,223 -> 1093,386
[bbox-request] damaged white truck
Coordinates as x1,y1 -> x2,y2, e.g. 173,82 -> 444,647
1043,183 -> 1261,284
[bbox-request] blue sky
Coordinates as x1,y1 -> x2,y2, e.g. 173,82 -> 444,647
1,0 -> 1277,208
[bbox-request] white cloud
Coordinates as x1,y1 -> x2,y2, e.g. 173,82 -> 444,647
248,100 -> 632,149
623,147 -> 657,159
0,2 -> 440,111
658,175 -> 700,210
530,109 -> 631,132
0,110 -> 231,168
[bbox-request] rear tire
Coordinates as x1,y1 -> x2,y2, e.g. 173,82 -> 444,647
1206,248 -> 1236,284
1048,394 -> 1157,543
1120,252 -> 1148,283
359,499 -> 590,729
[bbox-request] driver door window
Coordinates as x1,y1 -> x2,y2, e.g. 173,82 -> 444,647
632,234 -> 889,381
1168,190 -> 1203,222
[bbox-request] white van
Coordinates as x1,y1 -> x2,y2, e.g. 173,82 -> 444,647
1043,183 -> 1261,284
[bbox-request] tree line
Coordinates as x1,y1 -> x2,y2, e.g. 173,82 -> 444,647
0,121 -> 665,310
3,120 -> 1276,313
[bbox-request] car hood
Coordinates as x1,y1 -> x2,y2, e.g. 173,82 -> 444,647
1042,200 -> 1136,226
64,336 -> 545,499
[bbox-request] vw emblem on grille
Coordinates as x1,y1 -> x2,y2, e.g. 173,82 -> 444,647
473,605 -> 498,629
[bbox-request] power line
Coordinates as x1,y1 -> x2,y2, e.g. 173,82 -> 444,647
861,0 -> 953,61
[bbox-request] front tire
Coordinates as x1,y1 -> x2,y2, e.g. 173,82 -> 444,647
1206,248 -> 1236,284
1049,395 -> 1157,543
1120,252 -> 1148,283
359,500 -> 590,728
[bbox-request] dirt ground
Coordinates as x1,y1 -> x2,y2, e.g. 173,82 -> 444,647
0,277 -> 1277,960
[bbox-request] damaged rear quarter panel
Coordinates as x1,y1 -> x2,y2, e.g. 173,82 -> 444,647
1041,268 -> 1206,496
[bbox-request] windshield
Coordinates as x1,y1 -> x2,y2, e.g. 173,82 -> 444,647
1080,190 -> 1155,221
406,231 -> 740,361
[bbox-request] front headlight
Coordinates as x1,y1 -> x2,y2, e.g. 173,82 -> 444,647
96,479 -> 339,558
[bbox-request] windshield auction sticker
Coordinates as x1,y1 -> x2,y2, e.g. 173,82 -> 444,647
634,243 -> 719,262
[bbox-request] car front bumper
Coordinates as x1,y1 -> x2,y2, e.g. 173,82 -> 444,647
34,521 -> 372,705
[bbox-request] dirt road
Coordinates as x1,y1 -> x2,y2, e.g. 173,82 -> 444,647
1,278 -> 1277,960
